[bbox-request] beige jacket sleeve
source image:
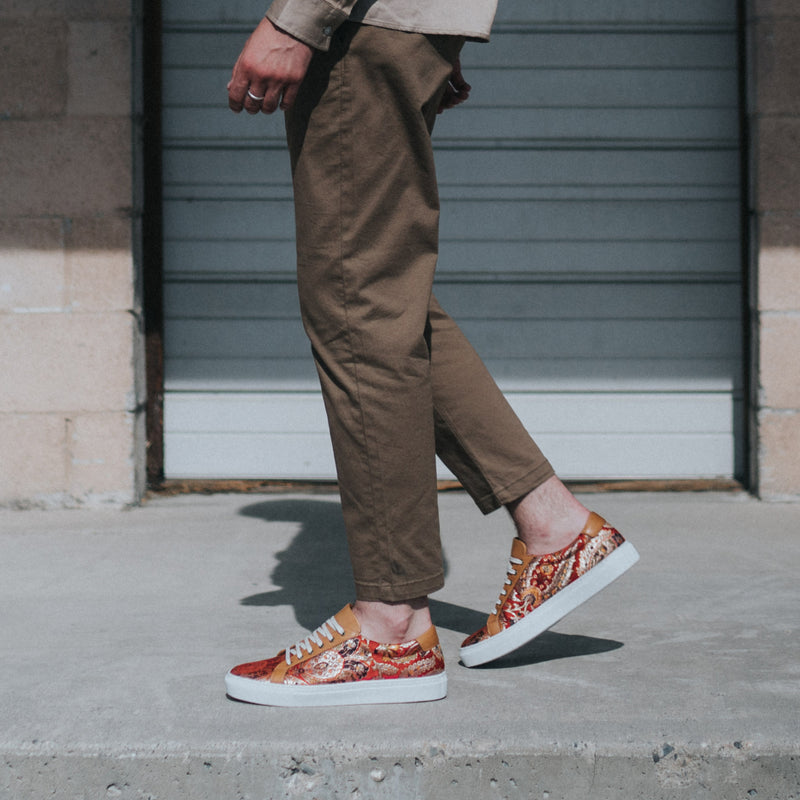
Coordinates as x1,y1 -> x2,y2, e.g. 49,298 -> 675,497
266,0 -> 360,50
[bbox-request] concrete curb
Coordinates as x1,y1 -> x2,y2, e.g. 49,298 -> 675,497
4,742 -> 799,799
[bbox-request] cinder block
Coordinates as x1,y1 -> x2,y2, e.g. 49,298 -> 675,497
67,22 -> 131,117
749,0 -> 800,19
755,117 -> 800,212
69,0 -> 132,20
67,250 -> 135,313
0,218 -> 66,311
66,217 -> 135,312
68,411 -> 136,495
758,410 -> 800,498
0,312 -> 137,414
759,313 -> 800,408
754,19 -> 800,114
758,246 -> 800,311
0,119 -> 132,217
0,413 -> 67,502
0,0 -> 131,20
0,216 -> 65,250
0,0 -> 61,18
64,215 -> 131,251
0,21 -> 67,119
757,211 -> 800,248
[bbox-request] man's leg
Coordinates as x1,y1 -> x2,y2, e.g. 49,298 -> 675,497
427,297 -> 591,550
424,255 -> 639,667
285,25 -> 464,638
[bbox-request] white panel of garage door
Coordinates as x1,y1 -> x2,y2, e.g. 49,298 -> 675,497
161,0 -> 744,480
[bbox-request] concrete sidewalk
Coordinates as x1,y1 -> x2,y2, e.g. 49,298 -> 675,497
1,491 -> 799,799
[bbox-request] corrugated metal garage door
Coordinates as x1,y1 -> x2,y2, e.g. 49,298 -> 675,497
161,0 -> 744,480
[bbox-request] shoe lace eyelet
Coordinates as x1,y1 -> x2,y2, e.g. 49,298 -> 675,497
493,556 -> 524,612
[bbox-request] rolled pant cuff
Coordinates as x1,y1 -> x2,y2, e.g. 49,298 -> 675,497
354,571 -> 446,603
473,461 -> 557,515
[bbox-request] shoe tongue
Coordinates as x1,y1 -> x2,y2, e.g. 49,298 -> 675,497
581,512 -> 606,537
333,604 -> 361,635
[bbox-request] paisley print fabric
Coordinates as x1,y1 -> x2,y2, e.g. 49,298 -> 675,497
462,519 -> 625,648
287,637 -> 444,686
230,607 -> 445,687
231,652 -> 286,681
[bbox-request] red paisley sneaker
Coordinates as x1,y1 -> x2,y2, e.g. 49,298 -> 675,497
225,605 -> 447,706
460,512 -> 639,667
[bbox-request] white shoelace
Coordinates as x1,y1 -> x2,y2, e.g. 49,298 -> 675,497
494,555 -> 524,613
284,616 -> 346,665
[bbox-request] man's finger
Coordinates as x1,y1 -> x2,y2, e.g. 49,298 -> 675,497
228,74 -> 249,112
450,57 -> 471,93
280,83 -> 300,111
243,84 -> 268,114
258,84 -> 284,114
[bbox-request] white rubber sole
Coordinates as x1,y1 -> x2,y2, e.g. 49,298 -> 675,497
460,541 -> 640,668
225,670 -> 447,707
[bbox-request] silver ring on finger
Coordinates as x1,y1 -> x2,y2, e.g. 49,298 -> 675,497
247,89 -> 266,102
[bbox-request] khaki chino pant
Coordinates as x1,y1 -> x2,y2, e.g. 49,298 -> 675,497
285,23 -> 554,602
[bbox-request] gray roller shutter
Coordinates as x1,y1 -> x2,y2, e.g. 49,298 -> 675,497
161,0 -> 744,480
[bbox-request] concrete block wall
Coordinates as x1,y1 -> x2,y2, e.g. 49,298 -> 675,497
749,0 -> 800,498
2,2 -> 799,505
0,0 -> 145,507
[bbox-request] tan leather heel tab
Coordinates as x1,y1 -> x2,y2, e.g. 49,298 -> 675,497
333,604 -> 361,636
416,626 -> 440,651
582,511 -> 607,537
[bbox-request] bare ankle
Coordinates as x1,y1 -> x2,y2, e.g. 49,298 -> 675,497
507,475 -> 590,556
352,597 -> 432,643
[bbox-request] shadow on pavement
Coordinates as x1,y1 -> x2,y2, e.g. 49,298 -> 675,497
429,598 -> 623,667
467,629 -> 624,669
238,498 -> 355,631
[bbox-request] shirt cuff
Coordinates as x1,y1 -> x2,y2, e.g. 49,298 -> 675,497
265,0 -> 352,51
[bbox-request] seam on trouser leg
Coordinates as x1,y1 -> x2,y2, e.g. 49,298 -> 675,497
334,42 -> 389,568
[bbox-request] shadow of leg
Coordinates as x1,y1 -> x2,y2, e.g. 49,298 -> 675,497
429,598 -> 623,667
429,598 -> 487,635
237,498 -> 355,630
236,498 -> 462,634
469,631 -> 624,669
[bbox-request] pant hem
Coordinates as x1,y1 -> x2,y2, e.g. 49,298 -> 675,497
474,461 -> 556,515
354,571 -> 445,602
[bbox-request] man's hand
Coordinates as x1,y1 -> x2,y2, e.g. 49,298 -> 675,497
228,18 -> 314,114
437,58 -> 471,114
